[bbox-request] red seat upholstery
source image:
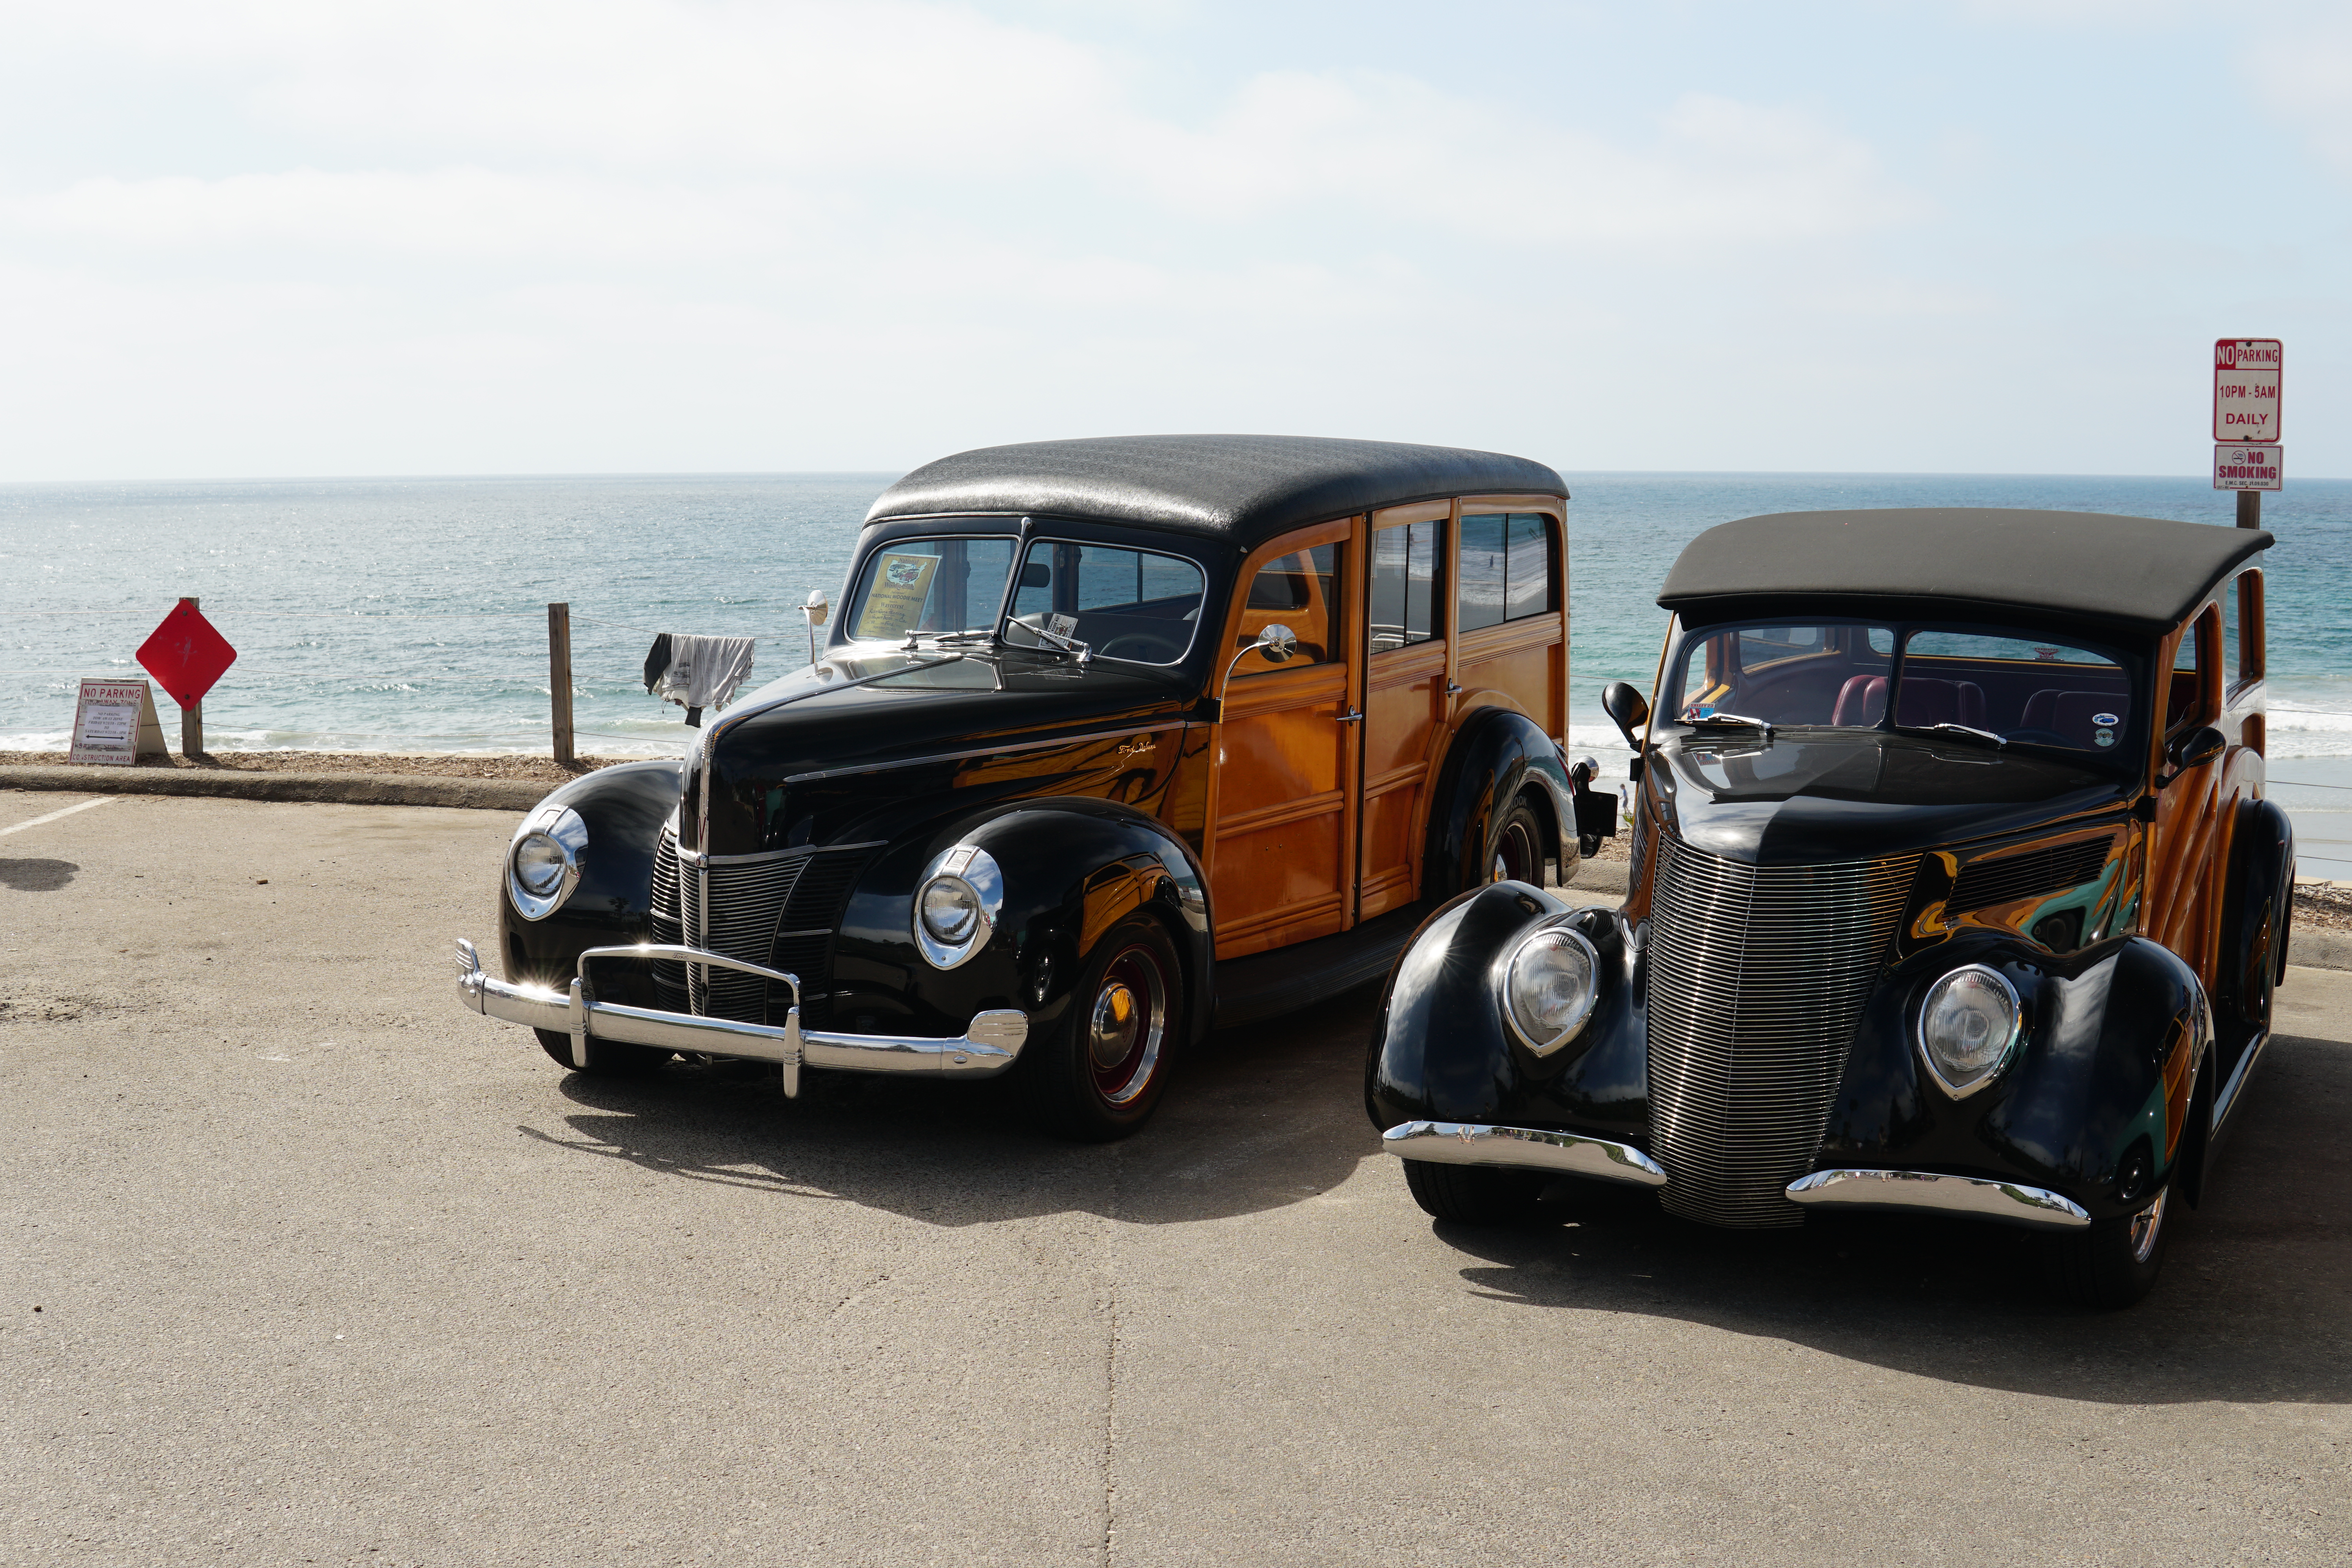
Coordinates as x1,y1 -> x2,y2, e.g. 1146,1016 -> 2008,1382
1832,675 -> 1886,726
1893,678 -> 1985,729
1837,675 -> 1985,729
2023,690 -> 2129,748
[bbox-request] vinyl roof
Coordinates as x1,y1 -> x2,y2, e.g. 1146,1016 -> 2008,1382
865,434 -> 1567,548
1657,509 -> 2272,635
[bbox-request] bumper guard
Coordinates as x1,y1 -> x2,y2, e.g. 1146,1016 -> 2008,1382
455,938 -> 1027,1098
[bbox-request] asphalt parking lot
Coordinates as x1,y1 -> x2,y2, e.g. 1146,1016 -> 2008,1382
3,789 -> 2347,1566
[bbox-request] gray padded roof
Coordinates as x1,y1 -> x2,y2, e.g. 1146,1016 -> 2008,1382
865,434 -> 1566,548
1658,509 -> 2272,635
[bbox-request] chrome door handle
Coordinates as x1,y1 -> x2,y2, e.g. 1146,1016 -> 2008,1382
1336,708 -> 1364,724
1444,682 -> 1464,697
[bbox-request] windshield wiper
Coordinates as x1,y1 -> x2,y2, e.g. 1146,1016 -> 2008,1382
1898,721 -> 2007,749
1685,711 -> 1775,737
901,628 -> 995,651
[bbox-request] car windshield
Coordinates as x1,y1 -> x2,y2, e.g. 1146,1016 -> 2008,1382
1668,620 -> 2138,758
844,536 -> 1017,643
1002,539 -> 1206,665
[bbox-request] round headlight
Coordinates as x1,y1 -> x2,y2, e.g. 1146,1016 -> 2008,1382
1500,924 -> 1600,1054
920,876 -> 983,946
1918,965 -> 2022,1094
513,831 -> 569,897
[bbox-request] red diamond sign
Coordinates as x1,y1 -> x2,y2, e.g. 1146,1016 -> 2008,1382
136,600 -> 237,708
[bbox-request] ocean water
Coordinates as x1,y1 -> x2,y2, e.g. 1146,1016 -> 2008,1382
5,470 -> 2348,872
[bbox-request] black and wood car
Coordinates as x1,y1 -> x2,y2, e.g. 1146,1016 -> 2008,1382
1367,508 -> 2291,1306
459,435 -> 1616,1138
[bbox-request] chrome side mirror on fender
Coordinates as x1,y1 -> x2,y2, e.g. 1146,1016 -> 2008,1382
1602,680 -> 1650,751
2160,724 -> 2226,785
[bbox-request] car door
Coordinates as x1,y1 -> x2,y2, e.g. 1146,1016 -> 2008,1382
1205,521 -> 1362,959
2149,603 -> 2225,973
1356,503 -> 1447,920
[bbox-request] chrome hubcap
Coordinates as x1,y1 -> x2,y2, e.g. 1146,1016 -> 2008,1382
1090,982 -> 1140,1068
2129,1189 -> 2168,1263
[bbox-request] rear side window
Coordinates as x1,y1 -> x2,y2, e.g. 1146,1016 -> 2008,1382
1458,513 -> 1557,632
1369,521 -> 1439,653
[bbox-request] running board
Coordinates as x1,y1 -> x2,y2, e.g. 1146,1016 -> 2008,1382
1212,901 -> 1433,1029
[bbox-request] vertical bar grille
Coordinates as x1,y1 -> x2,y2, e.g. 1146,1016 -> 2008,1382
645,829 -> 810,1024
1647,837 -> 1917,1228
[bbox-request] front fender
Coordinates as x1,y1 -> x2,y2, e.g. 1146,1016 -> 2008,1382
497,760 -> 683,1004
831,800 -> 1212,1046
1820,933 -> 2211,1221
1363,881 -> 1648,1142
1424,708 -> 1575,900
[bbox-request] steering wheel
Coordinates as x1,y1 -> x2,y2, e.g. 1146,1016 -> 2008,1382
2001,728 -> 2075,748
1100,633 -> 1182,663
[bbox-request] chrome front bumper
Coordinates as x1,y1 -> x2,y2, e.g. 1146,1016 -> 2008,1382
1784,1168 -> 2090,1230
455,938 -> 1027,1098
1381,1121 -> 2092,1229
1381,1121 -> 1669,1188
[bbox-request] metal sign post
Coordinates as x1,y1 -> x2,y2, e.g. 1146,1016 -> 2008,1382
2214,338 -> 2283,528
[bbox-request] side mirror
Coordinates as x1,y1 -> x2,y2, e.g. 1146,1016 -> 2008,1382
2164,724 -> 2226,778
802,588 -> 829,626
1602,681 -> 1650,751
1255,624 -> 1298,664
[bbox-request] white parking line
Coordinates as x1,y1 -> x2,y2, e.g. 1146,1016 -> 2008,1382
0,796 -> 117,837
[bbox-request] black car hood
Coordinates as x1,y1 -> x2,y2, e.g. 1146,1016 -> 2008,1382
1650,729 -> 2129,866
685,648 -> 1195,853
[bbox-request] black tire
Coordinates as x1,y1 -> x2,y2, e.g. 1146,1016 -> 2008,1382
1022,913 -> 1183,1142
2043,1189 -> 2171,1309
1402,1159 -> 1545,1225
534,1028 -> 672,1076
1489,798 -> 1546,887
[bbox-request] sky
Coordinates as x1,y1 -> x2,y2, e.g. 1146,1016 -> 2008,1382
0,0 -> 2345,481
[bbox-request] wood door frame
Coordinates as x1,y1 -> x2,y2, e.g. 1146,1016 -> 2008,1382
1201,517 -> 1365,952
1357,499 -> 1453,919
2147,604 -> 2227,983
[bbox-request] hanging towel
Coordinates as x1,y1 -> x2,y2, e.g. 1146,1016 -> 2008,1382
641,633 -> 673,695
652,635 -> 757,722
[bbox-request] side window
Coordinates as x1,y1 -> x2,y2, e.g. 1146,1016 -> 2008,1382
1234,544 -> 1343,675
1368,521 -> 1439,653
1458,512 -> 1558,633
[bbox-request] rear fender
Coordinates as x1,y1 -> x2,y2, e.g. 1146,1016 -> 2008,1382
1424,708 -> 1575,900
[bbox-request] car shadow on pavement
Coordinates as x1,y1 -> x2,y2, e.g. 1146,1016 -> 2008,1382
0,857 -> 78,891
1436,1027 -> 2352,1407
523,985 -> 1388,1228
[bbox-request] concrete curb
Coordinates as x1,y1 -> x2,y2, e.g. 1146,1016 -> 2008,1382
1567,858 -> 1631,894
2292,927 -> 2352,973
0,764 -> 550,812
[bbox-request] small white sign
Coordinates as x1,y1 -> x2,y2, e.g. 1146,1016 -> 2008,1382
69,678 -> 169,766
2214,444 -> 2282,492
2213,338 -> 2283,443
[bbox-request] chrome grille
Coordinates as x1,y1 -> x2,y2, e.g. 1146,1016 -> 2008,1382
645,828 -> 811,1023
1647,836 -> 1918,1228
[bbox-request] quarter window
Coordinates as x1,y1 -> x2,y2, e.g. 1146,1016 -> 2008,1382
1458,513 -> 1557,632
1369,521 -> 1439,653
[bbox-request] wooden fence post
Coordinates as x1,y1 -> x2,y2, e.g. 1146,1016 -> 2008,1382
180,595 -> 203,758
548,602 -> 575,765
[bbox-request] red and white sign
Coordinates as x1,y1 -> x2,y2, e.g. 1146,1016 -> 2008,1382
2213,338 -> 2282,443
2214,444 -> 2282,492
135,599 -> 237,708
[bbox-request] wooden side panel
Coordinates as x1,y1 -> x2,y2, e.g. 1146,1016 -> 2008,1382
1457,622 -> 1563,737
1359,639 -> 1446,918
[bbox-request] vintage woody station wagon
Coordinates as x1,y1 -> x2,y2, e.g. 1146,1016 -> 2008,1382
459,436 -> 1615,1138
1369,508 -> 2292,1306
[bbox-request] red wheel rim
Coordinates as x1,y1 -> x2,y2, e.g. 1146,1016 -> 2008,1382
1087,944 -> 1169,1106
1492,817 -> 1539,884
